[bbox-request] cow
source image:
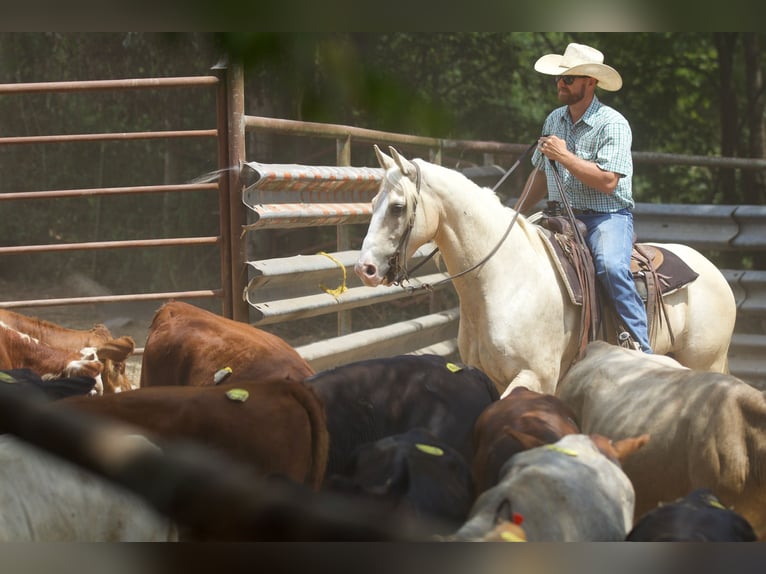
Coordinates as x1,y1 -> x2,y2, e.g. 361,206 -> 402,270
0,311 -> 135,394
626,488 -> 757,542
56,378 -> 329,490
304,354 -> 500,479
0,309 -> 113,350
325,428 -> 475,536
471,386 -> 581,496
555,340 -> 766,538
452,433 -> 647,542
0,434 -> 178,541
0,368 -> 97,401
139,301 -> 315,388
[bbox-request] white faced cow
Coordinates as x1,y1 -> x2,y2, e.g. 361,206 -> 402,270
0,434 -> 177,541
452,433 -> 645,541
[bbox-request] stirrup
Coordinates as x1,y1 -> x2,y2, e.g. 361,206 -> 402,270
618,331 -> 641,352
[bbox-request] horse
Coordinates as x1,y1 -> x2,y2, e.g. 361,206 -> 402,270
354,145 -> 736,397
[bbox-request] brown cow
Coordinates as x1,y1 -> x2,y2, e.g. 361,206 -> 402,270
0,309 -> 113,350
471,386 -> 581,496
57,378 -> 329,489
139,301 -> 314,388
0,310 -> 135,394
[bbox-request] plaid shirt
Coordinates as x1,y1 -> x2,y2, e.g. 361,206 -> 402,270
531,96 -> 634,212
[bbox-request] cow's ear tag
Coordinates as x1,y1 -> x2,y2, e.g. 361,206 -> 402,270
214,366 -> 233,384
415,443 -> 444,456
545,445 -> 579,457
445,362 -> 463,373
225,388 -> 249,402
500,531 -> 526,542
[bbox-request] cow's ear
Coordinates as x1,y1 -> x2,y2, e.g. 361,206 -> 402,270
611,433 -> 650,463
589,433 -> 649,465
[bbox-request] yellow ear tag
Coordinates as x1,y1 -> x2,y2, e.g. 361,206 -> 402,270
545,445 -> 579,457
500,531 -> 526,543
225,388 -> 249,402
446,362 -> 463,373
0,372 -> 17,383
707,499 -> 726,510
415,443 -> 444,456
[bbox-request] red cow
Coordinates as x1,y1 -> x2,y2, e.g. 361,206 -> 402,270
139,301 -> 315,388
471,386 -> 581,495
57,378 -> 329,490
0,309 -> 113,349
0,309 -> 135,394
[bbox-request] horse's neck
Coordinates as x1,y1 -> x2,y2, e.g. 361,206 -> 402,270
425,170 -> 541,285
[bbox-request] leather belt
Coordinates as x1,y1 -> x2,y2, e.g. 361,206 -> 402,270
571,208 -> 604,215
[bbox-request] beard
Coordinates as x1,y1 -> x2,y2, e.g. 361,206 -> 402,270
558,84 -> 587,105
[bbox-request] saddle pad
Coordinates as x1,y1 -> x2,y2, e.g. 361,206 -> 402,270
537,227 -> 700,306
633,243 -> 700,300
536,226 -> 583,306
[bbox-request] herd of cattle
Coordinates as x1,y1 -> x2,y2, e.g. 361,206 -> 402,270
0,301 -> 763,542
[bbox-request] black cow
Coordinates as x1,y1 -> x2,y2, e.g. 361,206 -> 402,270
305,354 -> 499,479
325,428 -> 475,535
0,368 -> 96,401
626,488 -> 757,542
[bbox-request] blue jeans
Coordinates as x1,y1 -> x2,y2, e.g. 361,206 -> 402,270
576,209 -> 652,353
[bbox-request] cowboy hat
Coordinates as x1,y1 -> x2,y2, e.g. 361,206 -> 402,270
534,43 -> 623,91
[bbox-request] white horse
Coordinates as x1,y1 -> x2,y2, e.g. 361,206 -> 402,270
355,145 -> 736,397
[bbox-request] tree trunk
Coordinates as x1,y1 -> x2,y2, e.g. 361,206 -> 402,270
713,33 -> 739,203
743,33 -> 766,205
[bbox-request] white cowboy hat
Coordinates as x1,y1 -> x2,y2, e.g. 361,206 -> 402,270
534,42 -> 623,92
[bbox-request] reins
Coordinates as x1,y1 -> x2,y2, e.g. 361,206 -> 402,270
547,159 -> 600,355
389,141 -> 539,289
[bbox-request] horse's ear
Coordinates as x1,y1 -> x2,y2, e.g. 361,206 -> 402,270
389,146 -> 414,177
374,144 -> 396,170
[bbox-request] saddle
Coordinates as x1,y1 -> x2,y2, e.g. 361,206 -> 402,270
537,215 -> 699,354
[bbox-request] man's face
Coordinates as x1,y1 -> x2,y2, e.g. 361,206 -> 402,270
556,76 -> 589,105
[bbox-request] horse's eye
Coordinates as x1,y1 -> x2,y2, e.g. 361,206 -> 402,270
389,203 -> 405,215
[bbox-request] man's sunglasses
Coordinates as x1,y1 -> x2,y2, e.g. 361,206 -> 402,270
555,75 -> 587,85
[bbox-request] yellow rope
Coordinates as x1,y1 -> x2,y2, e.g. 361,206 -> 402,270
317,251 -> 348,298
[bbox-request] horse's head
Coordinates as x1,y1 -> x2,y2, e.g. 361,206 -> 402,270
355,145 -> 434,286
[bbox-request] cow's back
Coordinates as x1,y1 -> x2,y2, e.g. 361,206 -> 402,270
59,379 -> 329,489
306,354 -> 499,477
556,341 -> 766,536
0,435 -> 177,541
139,301 -> 314,387
456,434 -> 635,541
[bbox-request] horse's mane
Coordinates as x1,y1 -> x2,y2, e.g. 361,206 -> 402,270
415,159 -> 507,209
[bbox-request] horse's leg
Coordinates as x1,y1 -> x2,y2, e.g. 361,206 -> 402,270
499,369 -> 546,398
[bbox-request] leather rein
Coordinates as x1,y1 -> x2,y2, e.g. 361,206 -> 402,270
386,141 -> 539,288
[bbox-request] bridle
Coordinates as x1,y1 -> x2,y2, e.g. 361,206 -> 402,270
385,162 -> 421,285
385,141 -> 538,288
